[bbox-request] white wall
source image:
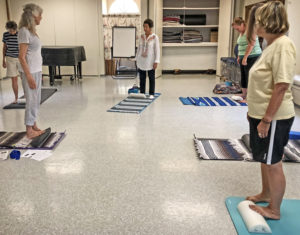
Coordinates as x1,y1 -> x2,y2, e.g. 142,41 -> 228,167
216,0 -> 234,75
9,0 -> 105,76
0,0 -> 7,79
286,0 -> 300,74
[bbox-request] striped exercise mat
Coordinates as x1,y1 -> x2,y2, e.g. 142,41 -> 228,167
0,131 -> 65,150
194,134 -> 300,162
107,93 -> 161,114
179,96 -> 247,106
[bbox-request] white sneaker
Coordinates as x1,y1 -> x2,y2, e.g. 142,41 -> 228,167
149,95 -> 155,99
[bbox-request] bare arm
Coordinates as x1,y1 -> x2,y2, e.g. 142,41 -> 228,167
263,83 -> 289,122
19,43 -> 36,89
257,83 -> 289,138
2,43 -> 7,68
242,35 -> 256,65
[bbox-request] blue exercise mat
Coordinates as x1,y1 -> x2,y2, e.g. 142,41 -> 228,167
107,93 -> 161,114
179,97 -> 247,106
226,196 -> 300,235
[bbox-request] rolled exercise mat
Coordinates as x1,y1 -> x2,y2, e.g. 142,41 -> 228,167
30,128 -> 51,148
237,200 -> 272,234
128,93 -> 147,99
180,15 -> 206,25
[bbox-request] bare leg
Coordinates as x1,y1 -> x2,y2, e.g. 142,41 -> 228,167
11,76 -> 18,103
33,122 -> 41,131
26,126 -> 43,139
238,88 -> 247,103
247,163 -> 271,203
249,161 -> 285,220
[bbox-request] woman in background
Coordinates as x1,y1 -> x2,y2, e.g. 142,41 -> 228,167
18,3 -> 44,138
136,18 -> 160,99
232,17 -> 262,102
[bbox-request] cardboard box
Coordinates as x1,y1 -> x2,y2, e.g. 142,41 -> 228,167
210,31 -> 218,42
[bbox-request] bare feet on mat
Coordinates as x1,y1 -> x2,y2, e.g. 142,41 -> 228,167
246,193 -> 270,203
33,125 -> 41,131
249,204 -> 280,220
239,99 -> 247,103
26,130 -> 43,139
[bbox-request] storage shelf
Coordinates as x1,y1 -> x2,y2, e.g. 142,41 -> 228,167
163,25 -> 218,28
163,7 -> 220,10
163,42 -> 218,47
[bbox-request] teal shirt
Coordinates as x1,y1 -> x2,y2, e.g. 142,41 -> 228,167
237,34 -> 262,58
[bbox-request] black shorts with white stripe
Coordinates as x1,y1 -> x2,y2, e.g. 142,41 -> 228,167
249,116 -> 294,165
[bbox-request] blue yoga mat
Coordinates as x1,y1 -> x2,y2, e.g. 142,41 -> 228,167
226,196 -> 300,235
179,97 -> 247,106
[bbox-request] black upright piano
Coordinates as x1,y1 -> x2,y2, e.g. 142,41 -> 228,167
42,46 -> 86,86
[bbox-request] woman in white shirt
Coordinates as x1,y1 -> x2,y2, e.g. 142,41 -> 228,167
136,19 -> 160,99
18,3 -> 44,139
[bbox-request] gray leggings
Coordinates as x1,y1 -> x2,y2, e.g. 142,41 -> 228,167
21,72 -> 42,126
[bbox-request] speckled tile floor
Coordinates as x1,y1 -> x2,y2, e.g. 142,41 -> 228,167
0,74 -> 300,235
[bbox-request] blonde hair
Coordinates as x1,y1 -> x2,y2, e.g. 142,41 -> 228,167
246,3 -> 263,43
232,17 -> 245,26
255,1 -> 289,34
19,3 -> 43,33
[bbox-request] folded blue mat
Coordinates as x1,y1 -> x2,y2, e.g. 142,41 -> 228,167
289,131 -> 300,140
226,196 -> 300,235
179,97 -> 247,106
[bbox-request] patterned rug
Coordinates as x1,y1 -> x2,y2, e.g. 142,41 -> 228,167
179,97 -> 247,106
107,93 -> 161,114
194,134 -> 300,162
0,131 -> 65,150
3,88 -> 58,109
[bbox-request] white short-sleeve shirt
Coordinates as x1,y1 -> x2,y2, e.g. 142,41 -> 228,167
18,27 -> 43,74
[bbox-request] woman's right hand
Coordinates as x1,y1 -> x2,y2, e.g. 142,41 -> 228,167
2,60 -> 6,68
27,75 -> 37,89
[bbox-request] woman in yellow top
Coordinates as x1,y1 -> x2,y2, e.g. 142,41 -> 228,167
246,1 -> 296,219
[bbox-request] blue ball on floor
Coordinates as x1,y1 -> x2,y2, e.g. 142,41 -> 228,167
10,150 -> 21,160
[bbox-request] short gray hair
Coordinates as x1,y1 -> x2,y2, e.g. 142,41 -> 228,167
19,3 -> 43,33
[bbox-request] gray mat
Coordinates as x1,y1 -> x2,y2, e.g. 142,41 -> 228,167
3,88 -> 57,109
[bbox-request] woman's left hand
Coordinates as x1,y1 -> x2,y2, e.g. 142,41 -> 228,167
257,121 -> 270,138
242,57 -> 247,66
153,63 -> 158,70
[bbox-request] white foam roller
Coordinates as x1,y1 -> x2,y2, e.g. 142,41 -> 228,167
231,95 -> 243,101
128,93 -> 146,98
17,98 -> 26,104
237,200 -> 272,234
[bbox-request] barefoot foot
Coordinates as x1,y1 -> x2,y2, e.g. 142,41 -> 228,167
26,130 -> 43,139
33,126 -> 41,131
246,193 -> 270,203
249,205 -> 280,220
